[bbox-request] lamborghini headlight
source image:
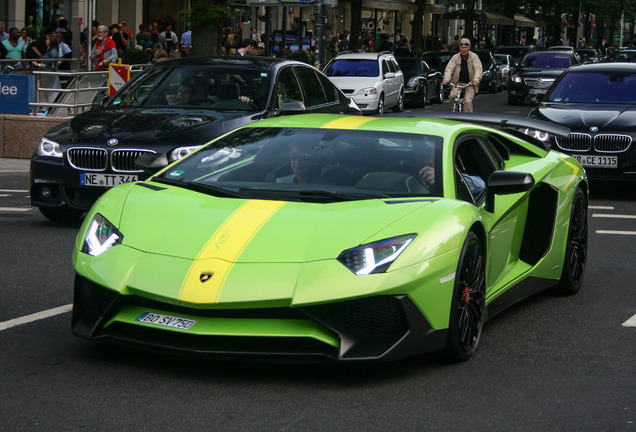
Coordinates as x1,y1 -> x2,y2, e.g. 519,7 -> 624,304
524,128 -> 550,142
356,87 -> 378,96
337,234 -> 416,275
36,137 -> 63,158
169,145 -> 201,162
81,213 -> 123,257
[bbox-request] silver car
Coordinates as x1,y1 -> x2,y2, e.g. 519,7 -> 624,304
494,54 -> 515,90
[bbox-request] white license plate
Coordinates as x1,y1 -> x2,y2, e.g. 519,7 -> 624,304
135,312 -> 197,330
572,155 -> 618,168
80,173 -> 138,187
530,88 -> 548,95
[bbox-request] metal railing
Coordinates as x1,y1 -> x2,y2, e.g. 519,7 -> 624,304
0,59 -> 150,116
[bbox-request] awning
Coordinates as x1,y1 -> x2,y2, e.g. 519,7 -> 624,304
362,0 -> 418,12
443,9 -> 543,27
514,14 -> 545,27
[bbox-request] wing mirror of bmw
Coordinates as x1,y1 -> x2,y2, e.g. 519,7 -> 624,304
92,93 -> 109,108
485,171 -> 535,213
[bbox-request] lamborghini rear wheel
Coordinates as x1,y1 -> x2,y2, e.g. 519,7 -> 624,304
444,232 -> 486,361
554,187 -> 587,295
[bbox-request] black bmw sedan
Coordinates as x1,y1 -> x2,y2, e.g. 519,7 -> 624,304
528,63 -> 636,181
30,57 -> 360,221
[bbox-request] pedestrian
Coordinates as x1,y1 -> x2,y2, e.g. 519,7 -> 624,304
2,27 -> 25,68
442,37 -> 482,112
90,25 -> 117,70
160,24 -> 178,53
236,38 -> 257,56
181,26 -> 192,49
19,28 -> 33,53
0,22 -> 9,42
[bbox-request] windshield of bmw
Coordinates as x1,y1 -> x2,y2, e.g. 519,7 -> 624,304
155,127 -> 444,201
324,60 -> 380,77
108,64 -> 270,111
547,70 -> 636,104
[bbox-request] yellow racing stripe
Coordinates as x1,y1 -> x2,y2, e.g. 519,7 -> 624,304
178,200 -> 286,304
320,116 -> 377,130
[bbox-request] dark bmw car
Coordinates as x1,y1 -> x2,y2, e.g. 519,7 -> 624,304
30,57 -> 360,221
508,50 -> 580,105
528,63 -> 636,181
395,57 -> 443,107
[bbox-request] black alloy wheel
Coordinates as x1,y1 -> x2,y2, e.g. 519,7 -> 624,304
420,83 -> 428,108
444,231 -> 486,361
554,187 -> 588,295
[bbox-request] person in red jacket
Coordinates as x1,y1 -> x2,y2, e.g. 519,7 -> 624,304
90,24 -> 117,70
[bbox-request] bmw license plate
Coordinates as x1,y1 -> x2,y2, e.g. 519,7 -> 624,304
135,312 -> 197,330
80,173 -> 138,187
572,155 -> 617,168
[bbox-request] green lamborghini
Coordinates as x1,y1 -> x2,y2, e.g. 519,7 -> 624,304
71,113 -> 588,362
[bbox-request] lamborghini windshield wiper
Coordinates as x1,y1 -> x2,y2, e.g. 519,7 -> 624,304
153,177 -> 246,199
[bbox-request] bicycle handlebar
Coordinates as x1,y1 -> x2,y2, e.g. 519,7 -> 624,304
443,82 -> 474,89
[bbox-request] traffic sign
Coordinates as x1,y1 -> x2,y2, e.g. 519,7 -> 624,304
108,62 -> 130,97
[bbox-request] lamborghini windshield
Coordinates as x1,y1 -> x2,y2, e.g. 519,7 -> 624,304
108,63 -> 271,111
547,70 -> 636,104
156,127 -> 444,201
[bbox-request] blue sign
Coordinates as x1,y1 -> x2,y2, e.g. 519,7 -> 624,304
0,74 -> 36,114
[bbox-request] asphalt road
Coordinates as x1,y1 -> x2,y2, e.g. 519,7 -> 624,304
1,93 -> 635,431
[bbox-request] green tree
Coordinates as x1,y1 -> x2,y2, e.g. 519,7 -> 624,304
181,0 -> 233,56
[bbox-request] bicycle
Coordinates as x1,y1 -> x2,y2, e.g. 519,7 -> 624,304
444,82 -> 474,112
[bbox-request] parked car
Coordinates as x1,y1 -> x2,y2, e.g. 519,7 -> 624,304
575,48 -> 601,63
30,57 -> 360,221
323,51 -> 405,115
528,63 -> 636,181
494,53 -> 515,88
607,49 -> 636,62
495,45 -> 536,63
474,50 -> 503,93
508,50 -> 581,105
395,57 -> 443,107
422,51 -> 457,98
71,112 -> 587,362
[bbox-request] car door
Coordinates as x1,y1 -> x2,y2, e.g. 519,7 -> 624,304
452,134 -> 530,295
293,65 -> 341,114
381,59 -> 397,105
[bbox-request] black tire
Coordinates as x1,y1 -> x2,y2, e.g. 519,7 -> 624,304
443,231 -> 486,361
553,187 -> 587,295
39,206 -> 84,222
420,84 -> 428,108
376,94 -> 385,115
435,83 -> 444,103
392,90 -> 404,112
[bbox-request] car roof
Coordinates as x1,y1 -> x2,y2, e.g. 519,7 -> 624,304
333,52 -> 394,60
150,56 -> 308,70
562,62 -> 636,72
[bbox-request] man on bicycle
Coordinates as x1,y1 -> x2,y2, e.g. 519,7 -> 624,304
442,38 -> 482,112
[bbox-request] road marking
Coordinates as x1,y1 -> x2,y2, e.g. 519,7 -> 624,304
596,230 -> 636,236
0,207 -> 32,212
0,304 -> 72,332
0,189 -> 29,193
623,314 -> 636,327
589,205 -> 614,210
0,194 -> 9,198
593,214 -> 636,219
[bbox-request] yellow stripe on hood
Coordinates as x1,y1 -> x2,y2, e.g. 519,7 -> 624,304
320,116 -> 378,129
178,200 -> 287,304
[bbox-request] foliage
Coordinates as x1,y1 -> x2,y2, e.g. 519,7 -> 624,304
180,0 -> 232,29
286,50 -> 311,64
120,48 -> 150,65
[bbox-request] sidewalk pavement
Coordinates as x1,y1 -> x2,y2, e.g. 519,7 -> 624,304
0,158 -> 30,173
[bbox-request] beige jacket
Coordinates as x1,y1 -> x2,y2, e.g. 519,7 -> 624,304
443,51 -> 483,86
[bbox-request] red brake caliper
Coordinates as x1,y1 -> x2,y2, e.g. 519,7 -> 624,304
462,286 -> 470,304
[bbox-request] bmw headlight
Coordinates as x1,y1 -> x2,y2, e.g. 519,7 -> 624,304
81,213 -> 123,257
337,234 -> 416,275
36,137 -> 63,158
524,128 -> 550,142
356,87 -> 377,96
169,145 -> 202,162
